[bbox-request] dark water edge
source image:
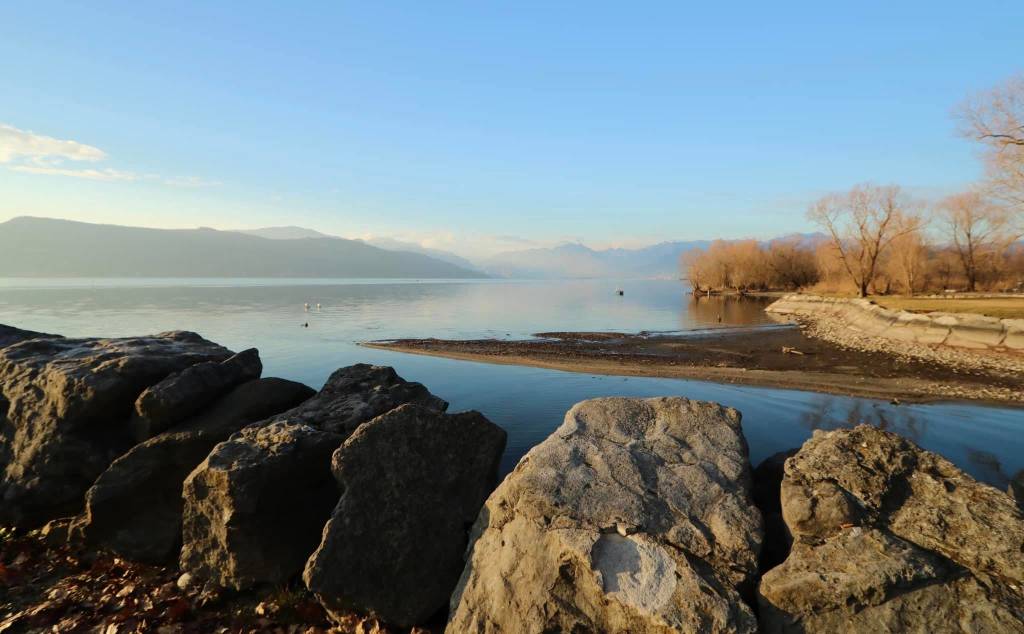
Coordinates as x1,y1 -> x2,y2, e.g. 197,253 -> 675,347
0,278 -> 1020,490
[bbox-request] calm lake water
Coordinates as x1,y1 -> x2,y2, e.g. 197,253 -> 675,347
1,278 -> 1021,489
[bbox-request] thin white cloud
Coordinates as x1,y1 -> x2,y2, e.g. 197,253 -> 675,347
0,122 -> 216,187
10,164 -> 137,182
0,123 -> 106,164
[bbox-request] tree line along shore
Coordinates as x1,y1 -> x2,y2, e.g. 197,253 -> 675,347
684,73 -> 1024,298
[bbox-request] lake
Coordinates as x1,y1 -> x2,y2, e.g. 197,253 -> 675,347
1,277 -> 1021,489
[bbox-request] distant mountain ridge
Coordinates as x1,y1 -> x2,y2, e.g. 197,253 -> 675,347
480,233 -> 829,279
359,237 -> 482,273
0,217 -> 484,279
480,240 -> 714,279
235,226 -> 334,240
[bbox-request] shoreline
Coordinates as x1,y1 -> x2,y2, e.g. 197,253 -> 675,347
361,326 -> 1024,406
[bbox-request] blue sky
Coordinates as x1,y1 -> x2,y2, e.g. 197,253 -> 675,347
1,1 -> 1021,257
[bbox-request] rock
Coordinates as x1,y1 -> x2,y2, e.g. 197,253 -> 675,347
270,364 -> 448,436
758,424 -> 1024,632
0,332 -> 232,527
39,516 -> 80,547
80,377 -> 315,562
751,449 -> 797,572
304,404 -> 506,627
176,572 -> 195,591
179,364 -> 448,589
131,348 -> 263,440
181,421 -> 342,589
446,397 -> 763,634
0,323 -> 60,349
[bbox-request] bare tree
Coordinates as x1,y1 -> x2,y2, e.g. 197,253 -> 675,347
766,237 -> 819,289
937,191 -> 1019,291
808,183 -> 921,297
958,74 -> 1024,211
886,229 -> 929,295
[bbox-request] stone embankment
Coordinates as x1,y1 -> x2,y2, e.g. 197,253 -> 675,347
767,295 -> 1024,384
2,322 -> 1022,632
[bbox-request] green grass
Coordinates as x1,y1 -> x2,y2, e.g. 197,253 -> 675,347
871,296 -> 1024,320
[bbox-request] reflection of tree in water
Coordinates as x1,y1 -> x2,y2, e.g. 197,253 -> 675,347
797,397 -> 1015,489
965,449 -> 1011,490
685,295 -> 775,327
797,395 -> 923,444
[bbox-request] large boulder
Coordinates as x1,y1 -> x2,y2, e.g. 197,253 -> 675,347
130,348 -> 263,441
758,425 -> 1024,632
181,421 -> 342,589
265,364 -> 447,436
304,404 -> 507,627
446,397 -> 763,634
0,332 -> 232,527
80,377 -> 315,562
180,364 -> 448,589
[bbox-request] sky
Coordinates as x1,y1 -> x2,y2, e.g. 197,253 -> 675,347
1,1 -> 1021,259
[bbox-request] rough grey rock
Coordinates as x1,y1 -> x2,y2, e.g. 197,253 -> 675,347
446,397 -> 763,634
131,348 -> 263,441
179,364 -> 447,589
304,404 -> 506,627
80,377 -> 315,562
0,332 -> 232,527
181,421 -> 343,589
759,424 -> 1024,633
0,324 -> 60,349
269,363 -> 448,436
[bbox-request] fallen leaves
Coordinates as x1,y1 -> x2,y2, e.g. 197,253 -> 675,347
0,526 -> 445,633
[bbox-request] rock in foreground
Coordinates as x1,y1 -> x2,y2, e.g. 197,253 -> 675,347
130,347 -> 263,441
0,332 -> 232,527
81,377 -> 315,562
759,424 -> 1024,632
304,404 -> 506,627
181,421 -> 342,590
447,397 -> 763,634
180,364 -> 448,590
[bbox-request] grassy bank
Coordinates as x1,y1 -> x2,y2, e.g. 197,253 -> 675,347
870,296 -> 1024,320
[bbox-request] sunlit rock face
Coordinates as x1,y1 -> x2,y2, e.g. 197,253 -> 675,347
446,397 -> 763,634
759,424 -> 1024,633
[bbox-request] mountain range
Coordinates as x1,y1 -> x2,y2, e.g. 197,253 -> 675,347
0,217 -> 484,278
0,217 -> 827,279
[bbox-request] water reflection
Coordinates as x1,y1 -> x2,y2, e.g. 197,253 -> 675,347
0,278 -> 1020,490
685,294 -> 777,328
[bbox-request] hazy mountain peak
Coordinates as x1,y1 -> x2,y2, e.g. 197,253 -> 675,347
235,226 -> 335,240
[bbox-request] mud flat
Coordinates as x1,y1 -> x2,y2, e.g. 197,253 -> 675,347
362,324 -> 1023,405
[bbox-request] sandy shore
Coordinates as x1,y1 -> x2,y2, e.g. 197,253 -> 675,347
362,326 -> 1024,406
